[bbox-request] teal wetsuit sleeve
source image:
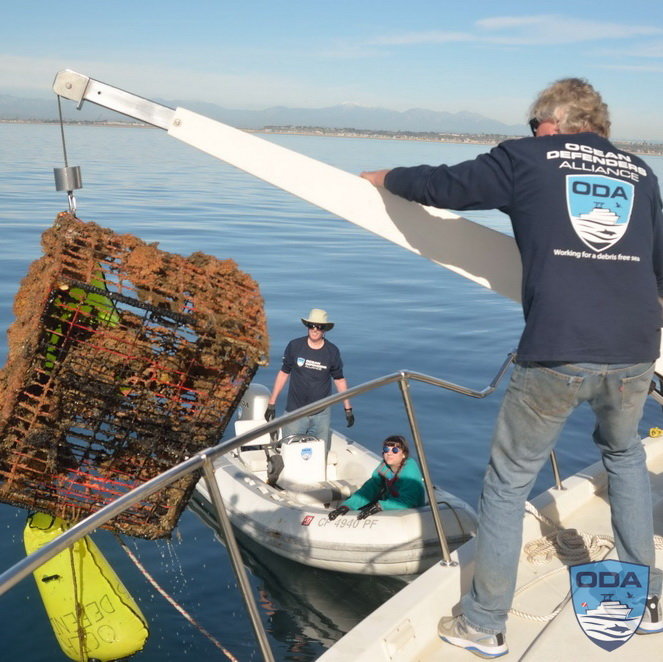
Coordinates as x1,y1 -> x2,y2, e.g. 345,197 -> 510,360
343,467 -> 382,510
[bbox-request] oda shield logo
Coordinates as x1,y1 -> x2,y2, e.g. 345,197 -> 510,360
565,175 -> 634,252
300,447 -> 313,461
570,560 -> 648,651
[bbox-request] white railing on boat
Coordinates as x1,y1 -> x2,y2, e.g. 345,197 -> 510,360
0,354 -> 522,661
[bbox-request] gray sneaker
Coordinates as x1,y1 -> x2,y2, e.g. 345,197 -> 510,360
438,615 -> 508,658
637,596 -> 663,634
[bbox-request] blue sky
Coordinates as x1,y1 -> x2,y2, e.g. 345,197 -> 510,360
3,1 -> 663,140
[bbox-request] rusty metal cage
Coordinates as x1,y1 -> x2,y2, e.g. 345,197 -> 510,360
0,213 -> 268,539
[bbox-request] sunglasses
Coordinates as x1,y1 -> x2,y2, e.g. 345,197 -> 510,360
383,445 -> 402,454
528,118 -> 540,136
305,323 -> 326,330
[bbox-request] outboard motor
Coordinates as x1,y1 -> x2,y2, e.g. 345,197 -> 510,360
237,383 -> 271,421
234,384 -> 275,474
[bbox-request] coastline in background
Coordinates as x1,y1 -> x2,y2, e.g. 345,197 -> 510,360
2,119 -> 662,156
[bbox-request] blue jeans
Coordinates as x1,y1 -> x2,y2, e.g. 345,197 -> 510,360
282,407 -> 331,450
462,360 -> 659,634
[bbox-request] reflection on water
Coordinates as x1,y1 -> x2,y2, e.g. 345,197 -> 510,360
189,496 -> 406,660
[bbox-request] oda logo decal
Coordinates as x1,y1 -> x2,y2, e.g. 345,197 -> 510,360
570,560 -> 648,651
300,447 -> 313,461
566,175 -> 634,252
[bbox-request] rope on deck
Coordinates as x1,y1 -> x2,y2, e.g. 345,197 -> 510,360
523,504 -> 615,567
507,501 -> 663,623
115,535 -> 239,661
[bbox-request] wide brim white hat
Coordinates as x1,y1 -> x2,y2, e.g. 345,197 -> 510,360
301,308 -> 334,330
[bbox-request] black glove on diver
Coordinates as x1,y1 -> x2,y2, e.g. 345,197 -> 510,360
328,505 -> 349,521
264,404 -> 276,422
357,502 -> 381,520
344,408 -> 355,427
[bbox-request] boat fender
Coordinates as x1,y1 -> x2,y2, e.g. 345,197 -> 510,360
24,512 -> 149,662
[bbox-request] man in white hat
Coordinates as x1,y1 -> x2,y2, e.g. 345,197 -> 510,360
265,308 -> 354,448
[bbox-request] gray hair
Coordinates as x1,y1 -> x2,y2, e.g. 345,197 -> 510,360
529,78 -> 610,137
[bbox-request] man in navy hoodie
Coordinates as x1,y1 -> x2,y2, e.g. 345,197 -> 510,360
362,78 -> 663,658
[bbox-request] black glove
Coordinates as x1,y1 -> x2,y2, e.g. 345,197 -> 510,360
344,407 -> 355,427
265,404 -> 276,422
328,505 -> 349,521
357,502 -> 381,520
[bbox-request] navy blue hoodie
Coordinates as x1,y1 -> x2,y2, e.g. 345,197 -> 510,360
385,133 -> 663,363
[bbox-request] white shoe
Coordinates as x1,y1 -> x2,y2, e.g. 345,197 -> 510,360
637,596 -> 663,634
438,615 -> 508,658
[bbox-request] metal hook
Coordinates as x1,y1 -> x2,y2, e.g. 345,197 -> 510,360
54,95 -> 83,215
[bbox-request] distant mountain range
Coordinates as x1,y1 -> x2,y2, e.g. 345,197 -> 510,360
0,92 -> 526,136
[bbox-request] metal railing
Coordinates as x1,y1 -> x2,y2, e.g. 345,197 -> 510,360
0,352 -> 522,661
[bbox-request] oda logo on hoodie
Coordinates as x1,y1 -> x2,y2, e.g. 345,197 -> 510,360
566,175 -> 634,252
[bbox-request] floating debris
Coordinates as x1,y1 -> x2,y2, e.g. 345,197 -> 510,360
0,213 -> 268,538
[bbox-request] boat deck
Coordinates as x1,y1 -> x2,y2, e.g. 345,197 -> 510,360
321,435 -> 663,661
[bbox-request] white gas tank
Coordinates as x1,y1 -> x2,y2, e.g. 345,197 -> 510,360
279,435 -> 326,485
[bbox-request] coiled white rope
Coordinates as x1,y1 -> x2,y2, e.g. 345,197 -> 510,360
508,502 -> 663,623
522,502 -> 615,567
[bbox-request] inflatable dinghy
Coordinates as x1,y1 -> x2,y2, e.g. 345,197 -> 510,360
194,385 -> 478,575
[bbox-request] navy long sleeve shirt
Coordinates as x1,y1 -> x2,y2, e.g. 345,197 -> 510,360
385,133 -> 663,363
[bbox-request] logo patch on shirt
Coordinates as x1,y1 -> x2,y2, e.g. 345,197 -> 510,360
566,175 -> 634,252
297,357 -> 305,367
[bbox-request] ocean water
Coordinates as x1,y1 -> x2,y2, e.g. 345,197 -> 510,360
0,123 -> 662,661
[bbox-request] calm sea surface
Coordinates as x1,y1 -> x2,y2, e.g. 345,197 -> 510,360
1,123 -> 662,661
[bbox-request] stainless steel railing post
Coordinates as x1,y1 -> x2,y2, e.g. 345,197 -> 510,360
201,455 -> 275,662
549,450 -> 564,490
398,375 -> 454,565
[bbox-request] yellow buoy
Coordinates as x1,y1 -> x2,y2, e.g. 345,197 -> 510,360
24,513 -> 149,662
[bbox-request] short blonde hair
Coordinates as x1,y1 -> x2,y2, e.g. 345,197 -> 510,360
529,78 -> 610,137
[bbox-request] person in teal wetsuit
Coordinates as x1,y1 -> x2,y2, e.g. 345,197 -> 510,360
328,435 -> 425,520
